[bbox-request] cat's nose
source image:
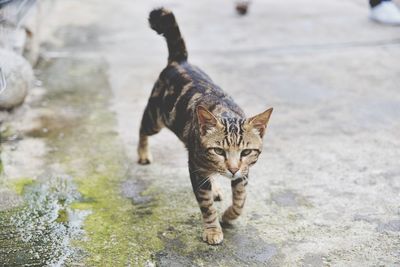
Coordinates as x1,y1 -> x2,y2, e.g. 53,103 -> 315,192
228,167 -> 239,175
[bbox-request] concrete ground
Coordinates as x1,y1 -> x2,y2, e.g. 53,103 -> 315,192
1,0 -> 399,266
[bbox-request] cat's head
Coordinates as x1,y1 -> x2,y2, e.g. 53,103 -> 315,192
197,105 -> 273,180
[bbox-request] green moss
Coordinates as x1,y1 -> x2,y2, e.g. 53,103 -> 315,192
71,175 -> 165,266
11,178 -> 35,195
0,125 -> 14,141
56,209 -> 69,223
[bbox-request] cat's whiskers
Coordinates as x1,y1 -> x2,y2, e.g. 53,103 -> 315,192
190,168 -> 205,174
196,176 -> 211,193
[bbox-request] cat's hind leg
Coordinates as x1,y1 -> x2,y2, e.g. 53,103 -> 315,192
138,101 -> 164,164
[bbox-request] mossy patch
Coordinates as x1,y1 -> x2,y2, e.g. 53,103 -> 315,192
37,57 -> 171,265
11,177 -> 34,195
71,176 -> 165,265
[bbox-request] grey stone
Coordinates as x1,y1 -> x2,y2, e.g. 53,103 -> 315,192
0,49 -> 33,109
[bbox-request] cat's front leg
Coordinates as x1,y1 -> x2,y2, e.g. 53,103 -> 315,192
222,178 -> 248,224
190,170 -> 223,245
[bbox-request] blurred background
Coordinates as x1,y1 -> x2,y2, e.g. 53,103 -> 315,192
0,0 -> 399,266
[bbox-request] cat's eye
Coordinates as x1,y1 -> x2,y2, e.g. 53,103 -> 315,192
241,149 -> 252,157
213,148 -> 225,156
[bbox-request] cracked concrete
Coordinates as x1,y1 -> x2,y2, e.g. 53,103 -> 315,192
0,0 -> 399,266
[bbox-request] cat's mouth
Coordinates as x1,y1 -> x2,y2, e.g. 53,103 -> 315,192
221,171 -> 243,180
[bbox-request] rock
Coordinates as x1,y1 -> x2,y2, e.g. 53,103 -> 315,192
0,49 -> 33,110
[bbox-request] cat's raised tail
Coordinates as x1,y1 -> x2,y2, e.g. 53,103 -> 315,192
149,8 -> 188,63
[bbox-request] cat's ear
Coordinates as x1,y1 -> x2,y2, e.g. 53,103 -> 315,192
247,108 -> 273,137
197,105 -> 219,135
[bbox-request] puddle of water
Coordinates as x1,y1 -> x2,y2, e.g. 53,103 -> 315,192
376,220 -> 400,233
23,113 -> 79,139
120,178 -> 152,205
270,190 -> 311,207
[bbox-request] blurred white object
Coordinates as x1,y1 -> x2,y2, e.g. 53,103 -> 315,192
0,49 -> 33,109
370,1 -> 400,25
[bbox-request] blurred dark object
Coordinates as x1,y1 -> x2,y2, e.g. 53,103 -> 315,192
236,1 -> 250,16
0,0 -> 13,8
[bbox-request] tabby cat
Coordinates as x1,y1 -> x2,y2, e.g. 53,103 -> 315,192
138,8 -> 273,245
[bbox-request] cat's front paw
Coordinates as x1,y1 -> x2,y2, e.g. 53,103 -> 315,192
138,151 -> 152,165
222,206 -> 240,224
202,228 -> 223,245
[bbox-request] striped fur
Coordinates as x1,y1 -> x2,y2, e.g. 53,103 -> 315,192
138,8 -> 273,245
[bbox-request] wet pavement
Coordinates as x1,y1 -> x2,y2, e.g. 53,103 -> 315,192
0,0 -> 399,266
